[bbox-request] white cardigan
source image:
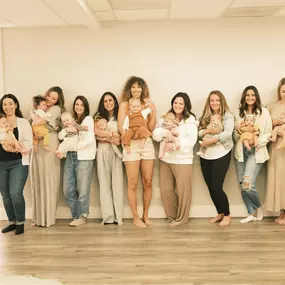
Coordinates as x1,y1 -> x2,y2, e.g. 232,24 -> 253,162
58,116 -> 96,160
153,115 -> 198,164
16,117 -> 33,165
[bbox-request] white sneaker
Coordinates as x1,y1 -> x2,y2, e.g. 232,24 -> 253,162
69,217 -> 87,227
256,207 -> 264,221
240,215 -> 257,224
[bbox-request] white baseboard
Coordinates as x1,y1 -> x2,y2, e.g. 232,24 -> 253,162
0,205 -> 278,221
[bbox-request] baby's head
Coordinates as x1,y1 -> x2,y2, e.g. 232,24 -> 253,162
162,112 -> 177,128
0,112 -> 7,128
61,112 -> 74,128
33,95 -> 48,111
129,98 -> 142,113
97,118 -> 108,130
244,115 -> 255,127
210,114 -> 222,124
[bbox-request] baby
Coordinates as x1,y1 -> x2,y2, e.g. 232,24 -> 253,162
31,95 -> 51,152
270,113 -> 285,149
0,113 -> 28,155
56,112 -> 87,159
197,114 -> 223,156
238,115 -> 260,151
158,112 -> 179,159
122,98 -> 152,154
96,118 -> 122,158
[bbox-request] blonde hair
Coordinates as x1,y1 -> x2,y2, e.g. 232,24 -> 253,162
61,111 -> 73,121
162,112 -> 176,121
277,78 -> 285,101
199,90 -> 230,130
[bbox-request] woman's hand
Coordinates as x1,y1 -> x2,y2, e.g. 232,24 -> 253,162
66,126 -> 77,133
200,137 -> 218,147
2,141 -> 17,153
163,142 -> 176,152
273,119 -> 284,127
205,128 -> 220,135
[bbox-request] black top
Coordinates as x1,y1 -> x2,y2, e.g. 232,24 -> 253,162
0,127 -> 22,161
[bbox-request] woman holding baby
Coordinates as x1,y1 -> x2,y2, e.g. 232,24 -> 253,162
62,96 -> 96,227
153,92 -> 197,226
118,76 -> 156,228
31,86 -> 65,227
234,86 -> 272,224
198,91 -> 234,227
94,92 -> 124,225
264,78 -> 285,224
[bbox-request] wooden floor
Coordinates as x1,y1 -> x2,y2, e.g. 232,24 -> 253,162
1,218 -> 285,285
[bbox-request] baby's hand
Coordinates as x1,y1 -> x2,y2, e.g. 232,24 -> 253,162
172,129 -> 179,137
66,126 -> 77,133
112,132 -> 119,138
83,126 -> 88,131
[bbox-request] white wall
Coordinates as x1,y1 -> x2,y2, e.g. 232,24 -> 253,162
1,17 -> 284,220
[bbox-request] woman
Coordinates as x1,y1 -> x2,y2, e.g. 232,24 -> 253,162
198,91 -> 233,227
62,96 -> 95,226
153,92 -> 197,226
234,85 -> 272,223
31,86 -> 65,227
0,94 -> 33,235
118,76 -> 156,228
94,92 -> 124,225
264,78 -> 285,224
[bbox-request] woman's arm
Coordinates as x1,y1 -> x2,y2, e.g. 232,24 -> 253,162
118,101 -> 128,134
152,117 -> 167,142
78,116 -> 95,150
147,101 -> 156,132
94,120 -> 112,138
178,117 -> 198,153
257,108 -> 273,148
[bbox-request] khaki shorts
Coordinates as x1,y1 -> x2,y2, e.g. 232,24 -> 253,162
122,138 -> 155,161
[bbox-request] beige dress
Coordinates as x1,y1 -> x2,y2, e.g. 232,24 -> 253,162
264,102 -> 285,212
30,105 -> 61,227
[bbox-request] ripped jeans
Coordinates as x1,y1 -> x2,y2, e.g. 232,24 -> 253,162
236,147 -> 263,215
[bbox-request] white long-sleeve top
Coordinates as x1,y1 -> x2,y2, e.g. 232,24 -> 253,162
58,116 -> 96,160
16,117 -> 33,165
153,114 -> 198,164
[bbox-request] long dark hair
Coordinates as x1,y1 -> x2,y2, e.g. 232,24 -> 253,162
73,95 -> 90,125
168,92 -> 196,121
45,86 -> 66,111
239,85 -> 262,118
0,94 -> 24,118
277,78 -> 285,100
94,92 -> 119,121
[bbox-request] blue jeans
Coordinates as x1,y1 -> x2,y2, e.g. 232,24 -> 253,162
63,152 -> 94,219
236,147 -> 263,215
0,159 -> 28,225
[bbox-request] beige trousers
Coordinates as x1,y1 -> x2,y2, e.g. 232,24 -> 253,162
97,143 -> 124,225
159,160 -> 192,226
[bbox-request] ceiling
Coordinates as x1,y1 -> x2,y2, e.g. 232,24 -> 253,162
0,0 -> 285,29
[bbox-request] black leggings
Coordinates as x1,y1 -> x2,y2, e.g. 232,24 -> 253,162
200,151 -> 231,216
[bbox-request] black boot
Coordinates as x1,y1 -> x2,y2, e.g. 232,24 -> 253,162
15,224 -> 24,235
1,224 -> 17,233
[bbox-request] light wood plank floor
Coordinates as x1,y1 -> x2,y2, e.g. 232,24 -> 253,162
1,218 -> 285,285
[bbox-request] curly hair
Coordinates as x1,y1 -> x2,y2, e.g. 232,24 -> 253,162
121,76 -> 150,103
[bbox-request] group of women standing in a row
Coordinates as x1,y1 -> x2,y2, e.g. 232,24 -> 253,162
0,76 -> 285,234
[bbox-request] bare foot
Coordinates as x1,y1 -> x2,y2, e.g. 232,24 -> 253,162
246,145 -> 251,151
208,214 -> 223,224
143,217 -> 153,226
56,152 -> 64,159
133,219 -> 147,228
219,215 -> 231,227
269,137 -> 276,142
275,211 -> 285,223
277,217 -> 285,225
44,146 -> 51,151
33,145 -> 37,152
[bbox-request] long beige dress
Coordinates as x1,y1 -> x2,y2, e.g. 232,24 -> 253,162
30,105 -> 61,227
264,102 -> 285,212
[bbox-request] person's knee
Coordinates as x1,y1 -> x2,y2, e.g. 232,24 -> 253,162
142,178 -> 152,189
128,181 -> 138,191
242,176 -> 252,191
